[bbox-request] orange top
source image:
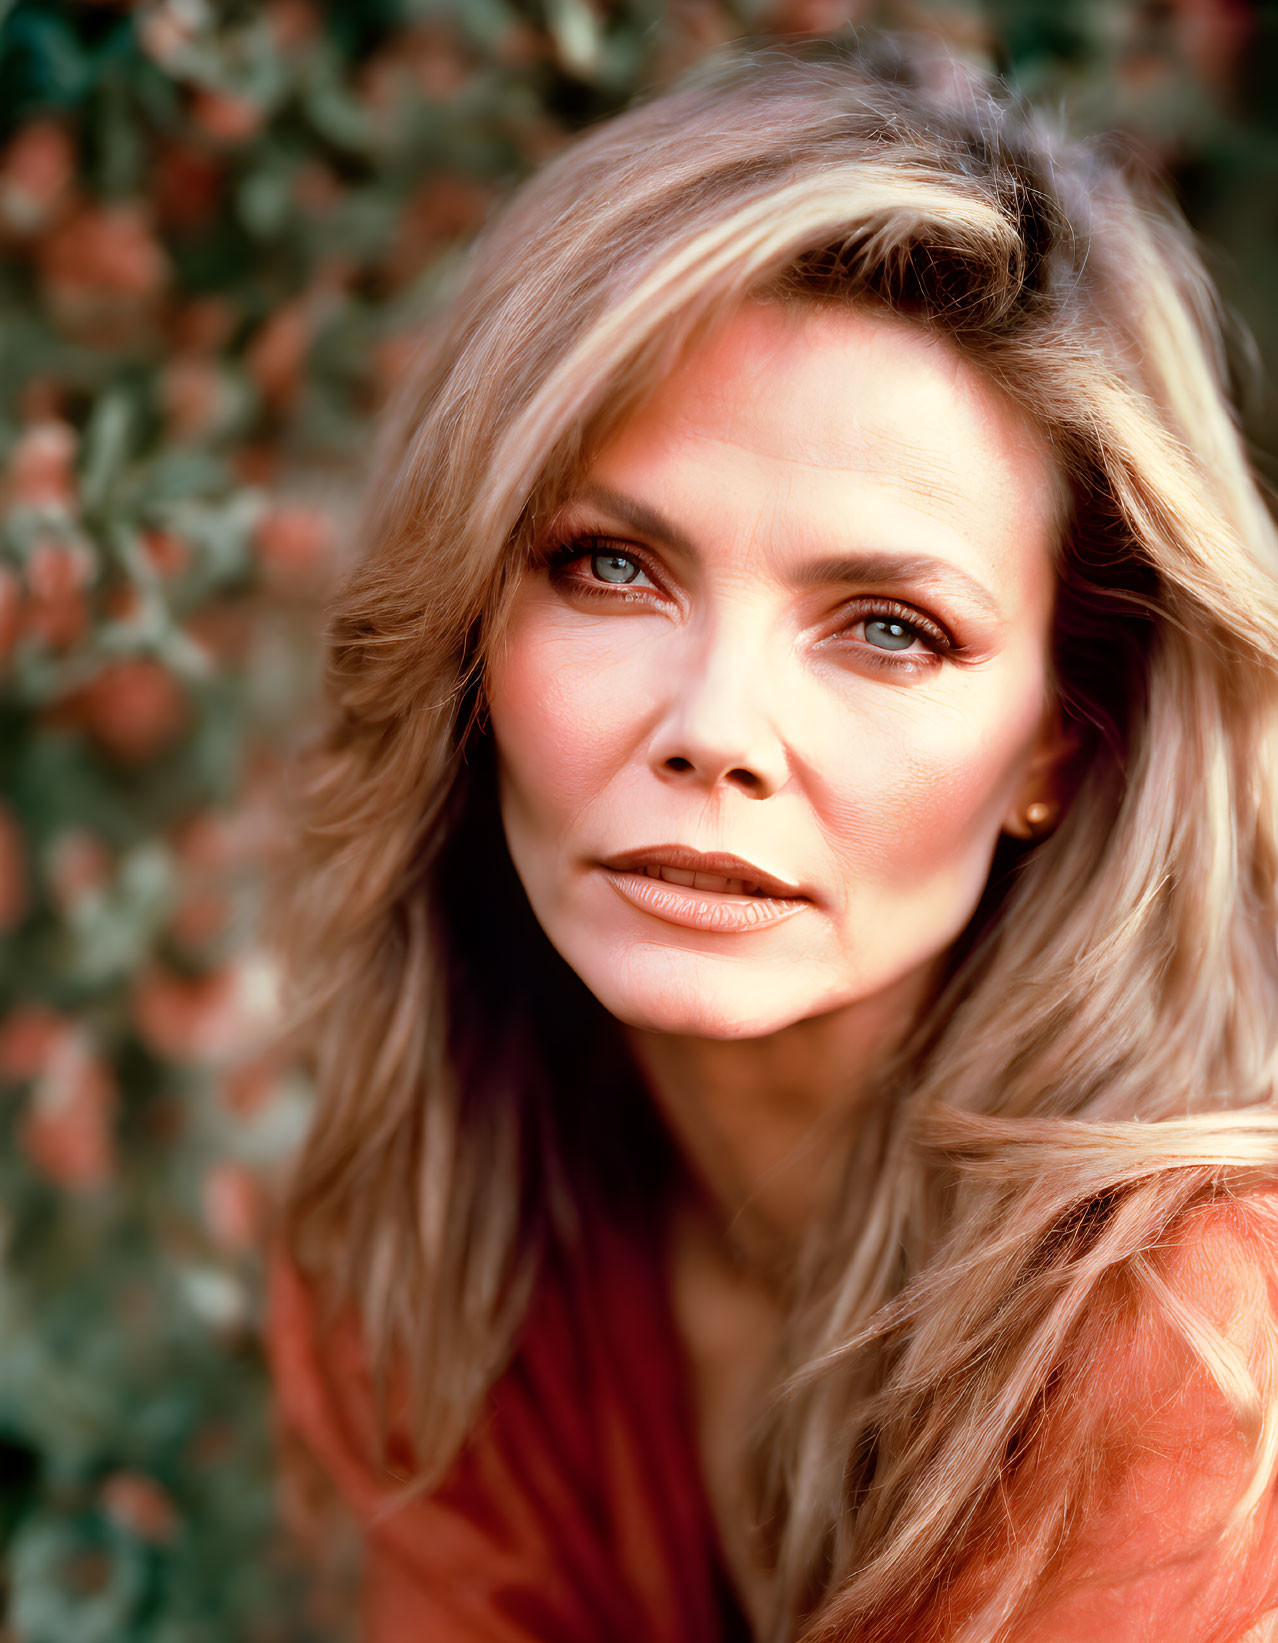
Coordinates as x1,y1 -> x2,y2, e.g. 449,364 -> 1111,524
268,1186 -> 1278,1643
993,1186 -> 1278,1643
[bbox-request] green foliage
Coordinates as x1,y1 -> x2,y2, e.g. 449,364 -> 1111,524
0,0 -> 1273,1638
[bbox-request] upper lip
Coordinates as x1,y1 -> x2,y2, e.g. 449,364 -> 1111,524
598,844 -> 809,900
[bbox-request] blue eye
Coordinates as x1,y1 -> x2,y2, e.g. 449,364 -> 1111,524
591,550 -> 641,584
864,617 -> 919,651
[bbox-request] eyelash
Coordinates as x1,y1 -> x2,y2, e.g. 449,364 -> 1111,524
541,534 -> 956,672
542,535 -> 658,594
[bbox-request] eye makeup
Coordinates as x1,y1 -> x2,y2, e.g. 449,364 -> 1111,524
826,596 -> 954,672
541,533 -> 669,599
542,530 -> 960,675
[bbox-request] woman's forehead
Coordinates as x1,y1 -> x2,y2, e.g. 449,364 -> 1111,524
573,298 -> 1065,611
608,299 -> 1047,470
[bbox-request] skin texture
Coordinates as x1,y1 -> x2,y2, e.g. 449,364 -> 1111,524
488,296 -> 1068,1112
485,297 -> 1072,1623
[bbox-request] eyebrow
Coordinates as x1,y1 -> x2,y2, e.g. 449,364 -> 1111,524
577,482 -> 696,555
794,552 -> 1000,619
575,481 -> 1001,619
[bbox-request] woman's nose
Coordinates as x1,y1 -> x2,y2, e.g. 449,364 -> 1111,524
647,632 -> 789,800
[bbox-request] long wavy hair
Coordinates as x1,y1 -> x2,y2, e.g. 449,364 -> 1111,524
274,31 -> 1278,1643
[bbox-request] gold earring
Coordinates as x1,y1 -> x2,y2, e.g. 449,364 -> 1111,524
1024,799 -> 1058,836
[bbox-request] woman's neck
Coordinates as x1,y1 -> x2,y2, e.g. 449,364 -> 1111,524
623,967 -> 938,1261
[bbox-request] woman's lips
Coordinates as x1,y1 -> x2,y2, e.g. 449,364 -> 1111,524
599,861 -> 810,934
640,863 -> 760,895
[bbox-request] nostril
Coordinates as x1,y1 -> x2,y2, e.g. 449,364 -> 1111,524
660,756 -> 769,793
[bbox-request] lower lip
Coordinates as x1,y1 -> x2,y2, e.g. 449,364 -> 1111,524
600,868 -> 809,934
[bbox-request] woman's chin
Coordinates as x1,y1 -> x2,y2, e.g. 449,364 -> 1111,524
576,954 -> 822,1041
612,999 -> 799,1040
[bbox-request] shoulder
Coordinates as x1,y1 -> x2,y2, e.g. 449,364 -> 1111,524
1072,1181 -> 1278,1484
1153,1180 -> 1278,1302
1103,1181 -> 1278,1424
1003,1182 -> 1278,1642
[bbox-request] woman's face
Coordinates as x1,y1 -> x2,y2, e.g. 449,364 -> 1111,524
486,299 -> 1066,1039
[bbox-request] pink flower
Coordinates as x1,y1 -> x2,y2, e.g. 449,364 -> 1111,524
37,201 -> 170,343
27,536 -> 92,600
171,887 -> 230,949
221,1053 -> 283,1117
253,502 -> 336,596
102,581 -> 145,625
41,201 -> 168,297
158,353 -> 231,441
0,1004 -> 69,1081
24,537 -> 94,650
25,589 -> 87,649
403,22 -> 472,100
46,829 -> 113,913
77,658 -> 187,763
101,1472 -> 180,1543
6,419 -> 78,509
137,0 -> 201,68
182,603 -> 252,664
172,810 -> 236,872
1168,0 -> 1255,91
18,1029 -> 117,1191
190,88 -> 264,145
140,527 -> 192,578
495,22 -> 552,67
0,121 -> 75,234
170,295 -> 237,354
132,963 -> 242,1062
243,300 -> 312,414
265,0 -> 321,50
764,0 -> 864,33
202,1161 -> 263,1252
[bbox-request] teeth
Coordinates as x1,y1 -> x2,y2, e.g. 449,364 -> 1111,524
693,872 -> 751,895
641,864 -> 764,896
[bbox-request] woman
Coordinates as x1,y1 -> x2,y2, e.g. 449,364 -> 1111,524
267,30 -> 1278,1643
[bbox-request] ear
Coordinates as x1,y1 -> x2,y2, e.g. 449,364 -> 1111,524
1002,700 -> 1077,841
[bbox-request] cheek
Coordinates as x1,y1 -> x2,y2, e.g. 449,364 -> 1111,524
808,671 -> 1046,886
486,601 -> 652,835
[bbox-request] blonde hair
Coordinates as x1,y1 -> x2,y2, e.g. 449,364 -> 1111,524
275,31 -> 1278,1641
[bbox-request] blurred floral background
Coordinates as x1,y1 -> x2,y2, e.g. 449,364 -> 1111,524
0,0 -> 1274,1639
